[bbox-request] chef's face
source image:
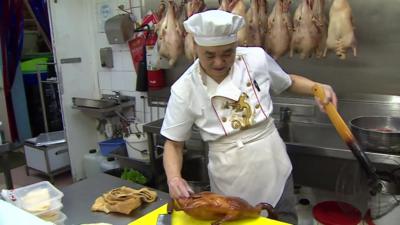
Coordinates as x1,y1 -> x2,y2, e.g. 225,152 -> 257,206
195,42 -> 237,82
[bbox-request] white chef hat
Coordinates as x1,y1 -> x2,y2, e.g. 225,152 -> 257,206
183,10 -> 245,46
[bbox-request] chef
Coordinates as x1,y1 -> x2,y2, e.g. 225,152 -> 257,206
161,10 -> 337,224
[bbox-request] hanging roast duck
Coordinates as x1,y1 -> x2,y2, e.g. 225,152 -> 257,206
168,191 -> 277,225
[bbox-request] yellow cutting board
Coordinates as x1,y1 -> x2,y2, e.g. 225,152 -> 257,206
129,204 -> 290,225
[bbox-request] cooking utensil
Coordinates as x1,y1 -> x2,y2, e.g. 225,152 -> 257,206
156,214 -> 172,225
313,84 -> 400,219
129,204 -> 288,225
313,84 -> 382,194
155,203 -> 172,225
350,116 -> 400,154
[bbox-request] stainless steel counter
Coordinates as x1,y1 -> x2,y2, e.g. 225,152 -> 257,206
62,173 -> 170,225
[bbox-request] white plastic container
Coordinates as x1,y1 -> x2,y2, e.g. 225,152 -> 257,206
296,198 -> 314,225
100,157 -> 120,172
52,212 -> 67,225
83,149 -> 104,178
124,133 -> 149,162
35,201 -> 63,221
11,181 -> 63,214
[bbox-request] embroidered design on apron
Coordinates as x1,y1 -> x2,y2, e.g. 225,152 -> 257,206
225,93 -> 254,130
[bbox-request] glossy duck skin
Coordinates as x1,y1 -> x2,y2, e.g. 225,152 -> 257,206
266,0 -> 293,59
156,0 -> 184,66
184,0 -> 206,62
169,192 -> 277,225
312,0 -> 327,58
324,0 -> 357,60
219,0 -> 247,47
290,0 -> 320,59
246,0 -> 268,47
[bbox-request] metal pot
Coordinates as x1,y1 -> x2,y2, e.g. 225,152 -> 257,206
350,116 -> 400,154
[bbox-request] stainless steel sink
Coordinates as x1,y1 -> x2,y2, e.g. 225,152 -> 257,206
276,121 -> 400,166
72,96 -> 131,109
277,121 -> 346,149
72,97 -> 118,109
72,96 -> 135,118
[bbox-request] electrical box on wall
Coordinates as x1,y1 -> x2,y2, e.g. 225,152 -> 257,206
100,47 -> 114,68
104,14 -> 135,44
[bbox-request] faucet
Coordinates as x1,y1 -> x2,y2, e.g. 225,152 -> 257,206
107,91 -> 121,104
278,107 -> 292,141
280,107 -> 292,123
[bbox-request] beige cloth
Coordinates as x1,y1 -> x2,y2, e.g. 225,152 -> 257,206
91,186 -> 157,215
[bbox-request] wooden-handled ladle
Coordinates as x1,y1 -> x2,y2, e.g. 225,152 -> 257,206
313,84 -> 383,195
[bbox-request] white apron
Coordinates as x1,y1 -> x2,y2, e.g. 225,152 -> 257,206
207,118 -> 292,207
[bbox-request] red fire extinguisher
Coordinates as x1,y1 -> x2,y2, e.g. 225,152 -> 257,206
145,31 -> 166,90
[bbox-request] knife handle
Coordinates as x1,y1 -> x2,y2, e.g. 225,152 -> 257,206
167,200 -> 174,214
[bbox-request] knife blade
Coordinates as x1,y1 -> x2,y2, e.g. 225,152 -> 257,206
156,214 -> 172,225
156,200 -> 173,225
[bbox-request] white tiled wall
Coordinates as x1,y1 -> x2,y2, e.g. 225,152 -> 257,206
95,0 -> 166,123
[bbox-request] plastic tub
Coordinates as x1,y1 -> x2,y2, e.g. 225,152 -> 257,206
100,157 -> 120,172
11,181 -> 63,213
34,200 -> 63,221
124,134 -> 149,162
98,138 -> 125,156
52,212 -> 67,225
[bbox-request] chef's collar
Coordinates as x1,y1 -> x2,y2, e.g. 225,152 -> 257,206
195,61 -> 241,101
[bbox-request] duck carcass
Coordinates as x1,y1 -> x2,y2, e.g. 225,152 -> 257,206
155,0 -> 184,66
290,0 -> 320,59
246,0 -> 268,47
219,0 -> 247,47
258,0 -> 268,49
312,0 -> 327,58
170,192 -> 277,225
266,0 -> 293,59
184,0 -> 207,62
324,0 -> 357,60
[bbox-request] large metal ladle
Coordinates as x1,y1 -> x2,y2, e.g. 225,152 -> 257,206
313,84 -> 388,195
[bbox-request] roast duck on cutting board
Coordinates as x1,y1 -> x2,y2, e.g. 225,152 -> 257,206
155,0 -> 184,66
168,191 -> 277,225
323,0 -> 357,59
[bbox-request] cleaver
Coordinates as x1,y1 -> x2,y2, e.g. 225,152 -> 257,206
156,201 -> 173,225
156,214 -> 171,225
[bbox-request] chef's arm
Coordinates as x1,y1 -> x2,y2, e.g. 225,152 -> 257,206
163,140 -> 184,180
163,139 -> 193,198
288,74 -> 338,109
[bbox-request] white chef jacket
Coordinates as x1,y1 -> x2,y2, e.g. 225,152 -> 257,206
161,47 -> 292,142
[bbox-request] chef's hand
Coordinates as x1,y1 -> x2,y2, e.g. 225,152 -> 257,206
314,84 -> 337,112
167,176 -> 194,199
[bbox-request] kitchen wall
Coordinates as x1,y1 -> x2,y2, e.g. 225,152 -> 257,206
94,0 -> 166,123
49,0 -> 163,180
49,0 -> 105,181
